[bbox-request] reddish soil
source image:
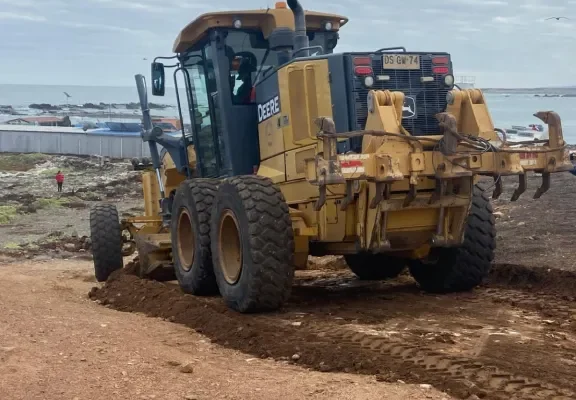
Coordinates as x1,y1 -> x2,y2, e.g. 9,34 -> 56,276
0,260 -> 450,400
90,260 -> 576,400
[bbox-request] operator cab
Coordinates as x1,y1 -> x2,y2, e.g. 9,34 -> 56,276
150,2 -> 345,179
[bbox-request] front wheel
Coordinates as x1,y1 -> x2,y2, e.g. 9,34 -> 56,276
210,175 -> 295,313
89,204 -> 124,282
408,184 -> 496,293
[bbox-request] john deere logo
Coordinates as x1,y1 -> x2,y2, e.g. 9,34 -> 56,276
402,96 -> 416,119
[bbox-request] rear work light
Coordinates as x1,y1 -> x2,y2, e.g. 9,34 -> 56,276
432,66 -> 449,74
354,66 -> 373,75
432,56 -> 449,65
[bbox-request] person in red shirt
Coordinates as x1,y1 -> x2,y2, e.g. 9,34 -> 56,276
55,170 -> 64,192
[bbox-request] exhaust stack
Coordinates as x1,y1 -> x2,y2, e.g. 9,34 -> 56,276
287,0 -> 309,57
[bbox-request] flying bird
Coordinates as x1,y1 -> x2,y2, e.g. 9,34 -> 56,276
63,92 -> 71,98
545,16 -> 570,20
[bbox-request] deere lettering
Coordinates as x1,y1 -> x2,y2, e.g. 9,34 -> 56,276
258,95 -> 280,123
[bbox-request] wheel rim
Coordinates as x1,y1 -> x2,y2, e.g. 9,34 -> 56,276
219,210 -> 242,284
176,208 -> 195,271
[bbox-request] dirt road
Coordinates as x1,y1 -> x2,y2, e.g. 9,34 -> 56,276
87,261 -> 576,400
0,260 -> 451,400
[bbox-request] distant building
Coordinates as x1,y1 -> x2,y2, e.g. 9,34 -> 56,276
5,116 -> 72,127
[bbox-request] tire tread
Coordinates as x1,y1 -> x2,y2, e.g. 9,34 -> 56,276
89,203 -> 123,282
408,184 -> 496,292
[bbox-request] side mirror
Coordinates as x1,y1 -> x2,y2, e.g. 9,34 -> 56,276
151,62 -> 165,96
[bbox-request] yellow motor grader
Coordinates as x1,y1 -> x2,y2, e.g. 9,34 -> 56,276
89,0 -> 572,313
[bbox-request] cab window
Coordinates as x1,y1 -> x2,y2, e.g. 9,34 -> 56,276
225,30 -> 272,105
224,29 -> 339,105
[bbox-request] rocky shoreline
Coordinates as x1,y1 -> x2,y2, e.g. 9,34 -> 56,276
0,101 -> 173,116
0,153 -> 143,262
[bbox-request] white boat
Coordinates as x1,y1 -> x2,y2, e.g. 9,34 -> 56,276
495,124 -> 548,143
455,76 -> 476,89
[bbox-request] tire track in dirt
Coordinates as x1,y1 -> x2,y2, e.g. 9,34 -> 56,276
486,263 -> 576,331
313,325 -> 573,400
89,266 -> 576,400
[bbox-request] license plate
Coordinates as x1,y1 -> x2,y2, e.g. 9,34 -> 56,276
383,54 -> 420,70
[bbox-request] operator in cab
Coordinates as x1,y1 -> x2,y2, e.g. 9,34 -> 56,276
233,57 -> 256,105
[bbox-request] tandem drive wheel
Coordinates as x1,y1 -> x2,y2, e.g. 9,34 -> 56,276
89,204 -> 124,282
408,184 -> 496,293
171,179 -> 220,296
210,175 -> 295,313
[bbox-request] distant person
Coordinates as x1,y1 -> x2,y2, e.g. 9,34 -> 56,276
570,153 -> 576,177
55,170 -> 64,192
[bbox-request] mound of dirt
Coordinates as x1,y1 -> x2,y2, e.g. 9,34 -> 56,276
88,270 -> 414,383
489,263 -> 576,298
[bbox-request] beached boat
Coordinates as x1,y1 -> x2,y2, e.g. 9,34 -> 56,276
495,124 -> 548,143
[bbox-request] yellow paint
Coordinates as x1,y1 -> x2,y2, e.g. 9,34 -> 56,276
142,172 -> 160,217
277,60 -> 333,151
161,145 -> 197,195
173,9 -> 348,52
257,153 -> 286,183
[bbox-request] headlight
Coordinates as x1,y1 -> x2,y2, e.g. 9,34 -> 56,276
444,74 -> 455,87
233,19 -> 242,29
325,21 -> 333,31
364,76 -> 374,87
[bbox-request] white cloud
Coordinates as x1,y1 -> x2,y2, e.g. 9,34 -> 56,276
0,11 -> 46,21
0,0 -> 65,7
447,0 -> 508,5
420,8 -> 473,18
491,16 -> 527,25
457,26 -> 482,32
519,0 -> 566,14
60,21 -> 153,36
89,0 -> 166,12
177,3 -> 214,10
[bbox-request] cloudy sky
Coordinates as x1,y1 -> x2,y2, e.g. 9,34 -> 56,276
0,0 -> 574,87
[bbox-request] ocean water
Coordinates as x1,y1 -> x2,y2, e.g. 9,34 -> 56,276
1,84 -> 575,143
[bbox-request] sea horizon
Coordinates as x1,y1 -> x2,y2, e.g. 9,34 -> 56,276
1,83 -> 575,143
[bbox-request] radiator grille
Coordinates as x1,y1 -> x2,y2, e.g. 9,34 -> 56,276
351,53 -> 450,137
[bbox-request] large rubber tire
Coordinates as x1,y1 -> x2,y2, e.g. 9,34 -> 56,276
171,179 -> 219,296
344,253 -> 406,280
408,184 -> 496,293
89,204 -> 124,282
210,175 -> 295,313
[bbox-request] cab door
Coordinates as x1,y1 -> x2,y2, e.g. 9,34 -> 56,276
181,47 -> 225,178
